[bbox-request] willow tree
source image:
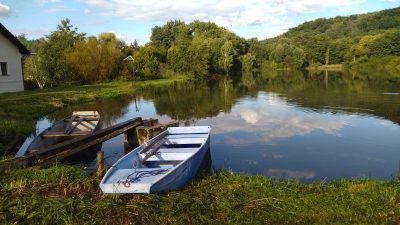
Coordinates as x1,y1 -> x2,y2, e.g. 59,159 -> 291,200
66,35 -> 123,83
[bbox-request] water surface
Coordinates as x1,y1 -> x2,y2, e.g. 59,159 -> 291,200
22,71 -> 400,182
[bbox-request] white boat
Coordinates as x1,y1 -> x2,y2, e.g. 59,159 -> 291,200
100,126 -> 211,194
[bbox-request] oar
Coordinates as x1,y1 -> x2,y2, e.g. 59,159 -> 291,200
140,139 -> 166,163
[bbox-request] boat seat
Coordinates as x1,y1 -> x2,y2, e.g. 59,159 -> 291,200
144,160 -> 182,168
64,116 -> 99,121
161,143 -> 201,148
166,134 -> 209,139
157,147 -> 199,153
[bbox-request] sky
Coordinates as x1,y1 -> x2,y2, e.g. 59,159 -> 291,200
0,0 -> 399,44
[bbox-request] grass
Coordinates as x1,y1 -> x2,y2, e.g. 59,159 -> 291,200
0,165 -> 399,224
0,76 -> 186,152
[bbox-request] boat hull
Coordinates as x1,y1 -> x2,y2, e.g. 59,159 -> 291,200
100,126 -> 211,194
16,111 -> 101,157
150,137 -> 210,193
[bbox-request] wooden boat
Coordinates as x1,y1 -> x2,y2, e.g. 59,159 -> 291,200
18,111 -> 101,156
100,126 -> 211,194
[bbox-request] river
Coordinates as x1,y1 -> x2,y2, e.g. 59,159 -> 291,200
19,70 -> 400,182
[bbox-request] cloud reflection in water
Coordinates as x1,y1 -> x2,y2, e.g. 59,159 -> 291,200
206,93 -> 347,145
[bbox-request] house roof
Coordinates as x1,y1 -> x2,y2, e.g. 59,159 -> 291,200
0,23 -> 30,55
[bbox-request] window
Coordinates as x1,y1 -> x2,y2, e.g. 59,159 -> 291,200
1,62 -> 7,76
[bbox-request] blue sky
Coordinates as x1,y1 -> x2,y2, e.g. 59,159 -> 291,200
0,0 -> 399,44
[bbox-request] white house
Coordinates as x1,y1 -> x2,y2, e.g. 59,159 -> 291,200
0,23 -> 30,93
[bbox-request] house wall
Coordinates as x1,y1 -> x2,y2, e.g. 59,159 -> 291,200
0,33 -> 24,93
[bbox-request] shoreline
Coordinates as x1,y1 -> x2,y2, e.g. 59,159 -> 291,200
307,64 -> 343,71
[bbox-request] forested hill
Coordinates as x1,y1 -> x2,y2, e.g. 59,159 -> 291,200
261,6 -> 400,68
284,7 -> 400,39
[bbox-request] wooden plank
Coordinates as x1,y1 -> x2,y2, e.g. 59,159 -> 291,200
39,121 -> 144,166
0,117 -> 143,172
42,131 -> 91,137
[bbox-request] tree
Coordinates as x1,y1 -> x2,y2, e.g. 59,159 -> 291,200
40,19 -> 85,85
65,35 -> 123,83
291,47 -> 306,68
303,33 -> 331,64
133,44 -> 162,78
369,30 -> 400,57
24,54 -> 48,89
269,39 -> 305,69
329,38 -> 353,64
17,34 -> 46,53
166,26 -> 193,74
240,53 -> 256,74
186,36 -> 211,80
150,20 -> 187,61
219,41 -> 235,75
350,35 -> 382,59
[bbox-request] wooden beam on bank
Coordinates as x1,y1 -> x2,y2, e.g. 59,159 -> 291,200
0,117 -> 143,172
135,120 -> 179,146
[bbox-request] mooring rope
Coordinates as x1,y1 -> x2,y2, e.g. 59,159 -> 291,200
117,169 -> 169,187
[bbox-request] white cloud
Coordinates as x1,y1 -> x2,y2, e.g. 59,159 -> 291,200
113,32 -> 125,41
84,9 -> 91,14
0,2 -> 10,17
83,0 -> 365,28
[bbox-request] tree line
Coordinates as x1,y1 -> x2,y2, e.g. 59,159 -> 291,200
19,7 -> 400,88
19,19 -> 139,88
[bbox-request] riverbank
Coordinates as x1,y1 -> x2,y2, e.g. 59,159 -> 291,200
0,76 -> 186,152
307,64 -> 343,71
1,164 -> 399,224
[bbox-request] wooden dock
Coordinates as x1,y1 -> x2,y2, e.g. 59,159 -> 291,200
0,117 -> 177,172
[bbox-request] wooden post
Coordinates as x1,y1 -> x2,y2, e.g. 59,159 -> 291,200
135,121 -> 179,145
124,118 -> 159,153
97,150 -> 104,179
